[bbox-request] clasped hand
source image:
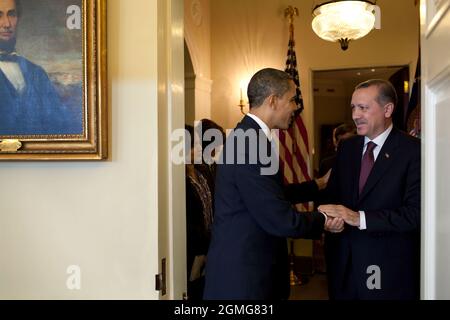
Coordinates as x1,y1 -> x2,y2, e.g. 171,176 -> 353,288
323,215 -> 345,233
319,204 -> 360,228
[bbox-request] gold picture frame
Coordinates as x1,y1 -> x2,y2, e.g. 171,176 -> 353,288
0,0 -> 107,160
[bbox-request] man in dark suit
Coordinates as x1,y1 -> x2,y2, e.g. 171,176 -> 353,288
203,68 -> 343,300
319,79 -> 421,300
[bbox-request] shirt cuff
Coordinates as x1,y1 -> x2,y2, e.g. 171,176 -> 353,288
359,211 -> 367,230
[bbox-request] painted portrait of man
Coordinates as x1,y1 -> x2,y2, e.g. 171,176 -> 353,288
0,0 -> 83,136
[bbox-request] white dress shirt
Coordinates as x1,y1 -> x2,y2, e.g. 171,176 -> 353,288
0,60 -> 26,94
359,124 -> 393,230
247,113 -> 272,141
246,113 -> 279,162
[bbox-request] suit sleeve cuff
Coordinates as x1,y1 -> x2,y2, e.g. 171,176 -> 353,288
358,211 -> 367,230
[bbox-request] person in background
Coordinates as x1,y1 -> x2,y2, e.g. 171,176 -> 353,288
319,123 -> 356,176
194,118 -> 226,195
185,124 -> 214,300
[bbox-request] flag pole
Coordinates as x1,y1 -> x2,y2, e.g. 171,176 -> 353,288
284,5 -> 302,288
284,6 -> 299,26
284,6 -> 298,39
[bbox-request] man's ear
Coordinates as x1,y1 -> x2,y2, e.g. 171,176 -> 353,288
384,102 -> 394,118
268,94 -> 278,109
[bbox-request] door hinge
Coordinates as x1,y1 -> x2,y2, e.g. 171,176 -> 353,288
155,258 -> 167,296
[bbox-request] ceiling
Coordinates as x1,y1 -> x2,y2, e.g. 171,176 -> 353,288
314,66 -> 406,82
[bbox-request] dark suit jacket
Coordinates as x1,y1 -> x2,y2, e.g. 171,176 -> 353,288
203,115 -> 325,300
319,153 -> 336,176
324,127 -> 421,300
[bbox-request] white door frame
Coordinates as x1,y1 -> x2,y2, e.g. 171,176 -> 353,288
420,0 -> 450,300
157,0 -> 187,300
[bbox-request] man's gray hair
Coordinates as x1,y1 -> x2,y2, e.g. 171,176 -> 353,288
355,79 -> 398,108
247,68 -> 292,108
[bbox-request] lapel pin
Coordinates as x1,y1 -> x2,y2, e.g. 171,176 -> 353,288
385,153 -> 390,159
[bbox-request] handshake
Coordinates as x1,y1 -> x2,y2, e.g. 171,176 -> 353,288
318,204 -> 360,233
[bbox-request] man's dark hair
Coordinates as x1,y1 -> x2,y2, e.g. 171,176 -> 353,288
334,123 -> 356,142
247,68 -> 292,108
355,79 -> 398,108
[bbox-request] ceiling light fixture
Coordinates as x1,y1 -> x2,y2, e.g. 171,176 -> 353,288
312,0 -> 381,51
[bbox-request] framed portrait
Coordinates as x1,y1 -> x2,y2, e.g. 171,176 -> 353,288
0,0 -> 107,160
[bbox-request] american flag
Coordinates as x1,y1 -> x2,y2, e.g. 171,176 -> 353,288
279,24 -> 311,207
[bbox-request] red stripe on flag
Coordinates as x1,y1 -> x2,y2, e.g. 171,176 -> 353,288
295,116 -> 309,152
292,118 -> 311,181
278,131 -> 296,183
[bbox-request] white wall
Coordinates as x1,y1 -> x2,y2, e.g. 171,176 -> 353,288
0,0 -> 161,299
184,0 -> 212,121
